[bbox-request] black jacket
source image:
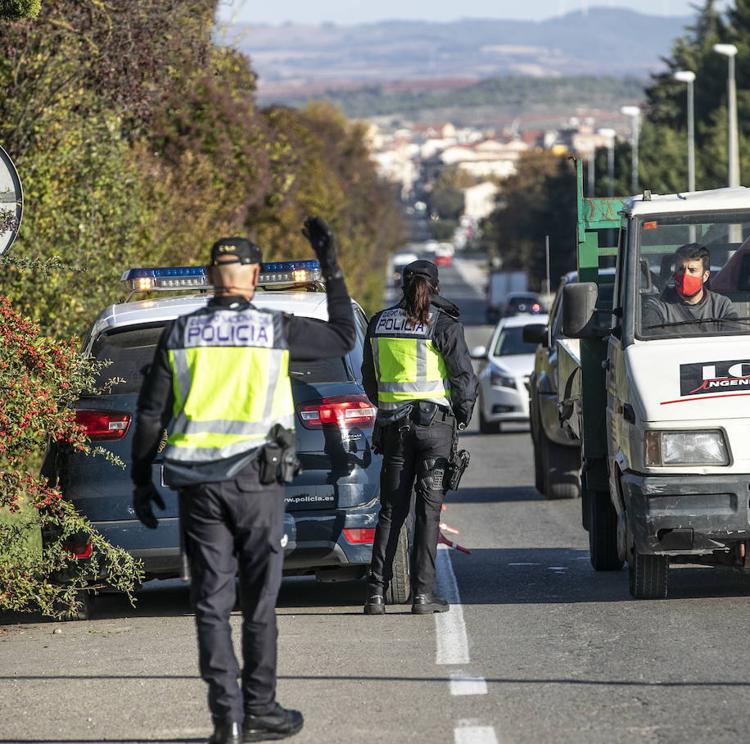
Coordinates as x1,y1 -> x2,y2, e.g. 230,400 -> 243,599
131,276 -> 356,487
361,294 -> 478,426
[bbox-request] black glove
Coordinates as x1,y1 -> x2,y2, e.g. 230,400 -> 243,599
302,216 -> 341,279
133,482 -> 165,530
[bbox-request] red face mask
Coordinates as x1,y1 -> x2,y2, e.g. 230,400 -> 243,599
673,271 -> 703,298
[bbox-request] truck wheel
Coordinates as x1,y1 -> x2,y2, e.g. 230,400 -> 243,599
628,550 -> 668,599
479,408 -> 501,434
540,430 -> 580,499
589,491 -> 623,571
531,401 -> 544,494
385,525 -> 411,605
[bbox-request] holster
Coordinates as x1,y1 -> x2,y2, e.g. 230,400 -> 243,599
259,424 -> 302,485
446,448 -> 471,491
412,401 -> 438,427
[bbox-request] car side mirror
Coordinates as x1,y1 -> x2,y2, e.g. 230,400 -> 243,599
522,323 -> 547,346
470,345 -> 487,360
562,282 -> 608,338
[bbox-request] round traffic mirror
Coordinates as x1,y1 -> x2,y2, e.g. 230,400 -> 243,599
0,146 -> 23,257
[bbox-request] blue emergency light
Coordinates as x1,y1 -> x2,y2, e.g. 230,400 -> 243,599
122,261 -> 322,293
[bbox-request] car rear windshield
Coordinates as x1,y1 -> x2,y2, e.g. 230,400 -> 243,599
91,322 -> 354,395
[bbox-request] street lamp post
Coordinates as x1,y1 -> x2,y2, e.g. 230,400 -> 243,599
674,70 -> 696,192
598,128 -> 616,197
621,105 -> 641,194
714,43 -> 740,188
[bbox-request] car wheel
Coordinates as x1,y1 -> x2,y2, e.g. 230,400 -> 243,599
588,490 -> 623,571
540,429 -> 580,499
628,549 -> 668,599
385,524 -> 411,605
62,590 -> 96,621
479,408 -> 501,434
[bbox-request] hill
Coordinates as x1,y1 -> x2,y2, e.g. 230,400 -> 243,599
222,7 -> 691,99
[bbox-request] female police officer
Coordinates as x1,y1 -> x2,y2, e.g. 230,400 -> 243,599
361,259 -> 477,615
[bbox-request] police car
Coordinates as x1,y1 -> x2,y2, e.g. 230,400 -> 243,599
44,262 -> 410,613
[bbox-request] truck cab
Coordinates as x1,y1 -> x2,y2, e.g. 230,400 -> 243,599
561,161 -> 750,598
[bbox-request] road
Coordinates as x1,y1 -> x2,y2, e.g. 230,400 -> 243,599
3,259 -> 750,744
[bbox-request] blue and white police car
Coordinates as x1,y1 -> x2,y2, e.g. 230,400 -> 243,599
44,262 -> 409,615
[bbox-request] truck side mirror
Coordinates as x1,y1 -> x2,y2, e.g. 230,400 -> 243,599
562,282 -> 606,338
522,323 -> 547,346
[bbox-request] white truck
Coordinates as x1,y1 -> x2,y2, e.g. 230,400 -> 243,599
559,161 -> 750,599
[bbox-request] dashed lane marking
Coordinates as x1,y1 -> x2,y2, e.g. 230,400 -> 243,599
435,545 -> 470,665
454,724 -> 499,744
450,673 -> 488,696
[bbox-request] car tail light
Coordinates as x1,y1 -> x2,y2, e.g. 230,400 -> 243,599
298,395 -> 376,429
343,528 -> 376,544
71,542 -> 93,560
75,410 -> 131,440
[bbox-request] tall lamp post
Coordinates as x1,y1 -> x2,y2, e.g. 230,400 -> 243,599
674,70 -> 696,193
621,105 -> 641,194
598,128 -> 617,197
713,43 -> 740,188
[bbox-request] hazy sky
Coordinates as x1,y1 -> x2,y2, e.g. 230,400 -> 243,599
216,0 -> 703,25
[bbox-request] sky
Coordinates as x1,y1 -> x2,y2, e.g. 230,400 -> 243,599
216,0 -> 705,25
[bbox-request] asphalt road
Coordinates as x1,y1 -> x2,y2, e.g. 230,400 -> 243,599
3,259 -> 750,744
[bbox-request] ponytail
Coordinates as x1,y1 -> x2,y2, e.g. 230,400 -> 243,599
403,275 -> 434,325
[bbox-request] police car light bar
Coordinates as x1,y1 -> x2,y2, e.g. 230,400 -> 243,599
122,261 -> 322,293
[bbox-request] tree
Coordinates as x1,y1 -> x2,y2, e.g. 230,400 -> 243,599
0,0 -> 40,20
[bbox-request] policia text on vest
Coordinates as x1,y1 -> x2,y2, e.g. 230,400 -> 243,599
131,221 -> 355,744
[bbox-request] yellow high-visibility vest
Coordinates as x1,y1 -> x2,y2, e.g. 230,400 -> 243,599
164,306 -> 294,464
371,307 -> 450,411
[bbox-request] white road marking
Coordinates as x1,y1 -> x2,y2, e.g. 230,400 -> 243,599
547,566 -> 568,570
508,562 -> 539,566
454,724 -> 499,744
450,673 -> 488,696
435,545 -> 470,665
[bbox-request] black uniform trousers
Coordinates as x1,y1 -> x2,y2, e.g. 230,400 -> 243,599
369,414 -> 455,596
180,464 -> 284,724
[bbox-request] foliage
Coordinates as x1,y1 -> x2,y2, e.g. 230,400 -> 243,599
0,0 -> 40,20
0,1 -> 402,336
480,152 -> 576,288
275,76 -> 647,121
0,297 -> 143,619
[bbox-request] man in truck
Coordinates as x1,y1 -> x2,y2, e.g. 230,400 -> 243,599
642,242 -> 739,331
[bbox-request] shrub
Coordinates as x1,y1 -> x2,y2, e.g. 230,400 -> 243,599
0,295 -> 143,618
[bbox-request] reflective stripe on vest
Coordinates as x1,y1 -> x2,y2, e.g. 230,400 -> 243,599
164,306 -> 294,463
372,307 -> 451,411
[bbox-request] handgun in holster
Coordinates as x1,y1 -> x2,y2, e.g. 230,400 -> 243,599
260,424 -> 302,485
446,448 -> 470,491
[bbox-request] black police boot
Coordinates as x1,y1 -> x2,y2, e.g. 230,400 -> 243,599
243,703 -> 304,742
411,593 -> 449,614
208,719 -> 241,744
363,580 -> 385,615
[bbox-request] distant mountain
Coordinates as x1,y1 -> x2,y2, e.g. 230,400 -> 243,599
222,7 -> 692,98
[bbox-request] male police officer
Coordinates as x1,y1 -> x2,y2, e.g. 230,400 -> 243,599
131,219 -> 355,744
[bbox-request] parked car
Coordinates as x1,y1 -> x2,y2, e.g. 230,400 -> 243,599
525,270 -> 614,499
43,262 -> 412,617
473,314 -> 549,434
503,291 -> 545,318
390,249 -> 420,285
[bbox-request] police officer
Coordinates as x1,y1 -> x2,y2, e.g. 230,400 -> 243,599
130,219 -> 355,744
361,259 -> 478,615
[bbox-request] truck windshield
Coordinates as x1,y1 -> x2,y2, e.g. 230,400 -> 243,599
636,211 -> 750,339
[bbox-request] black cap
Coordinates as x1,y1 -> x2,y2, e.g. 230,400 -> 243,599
403,259 -> 438,286
210,237 -> 262,266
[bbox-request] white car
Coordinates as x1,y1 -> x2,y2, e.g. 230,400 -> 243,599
473,314 -> 549,434
390,250 -> 419,285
